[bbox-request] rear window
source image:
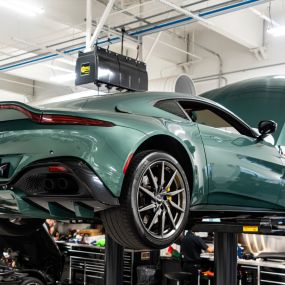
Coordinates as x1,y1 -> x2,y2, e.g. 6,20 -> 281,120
155,100 -> 187,119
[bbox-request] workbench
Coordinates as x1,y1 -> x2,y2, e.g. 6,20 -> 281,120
202,253 -> 285,285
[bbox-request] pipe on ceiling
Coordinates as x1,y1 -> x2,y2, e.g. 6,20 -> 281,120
0,0 -> 269,72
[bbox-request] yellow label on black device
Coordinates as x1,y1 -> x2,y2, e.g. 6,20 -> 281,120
243,226 -> 259,232
80,63 -> 90,76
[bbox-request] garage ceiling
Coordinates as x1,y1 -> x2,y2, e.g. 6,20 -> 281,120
0,0 -> 284,99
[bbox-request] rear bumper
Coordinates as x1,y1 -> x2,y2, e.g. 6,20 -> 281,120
0,158 -> 119,219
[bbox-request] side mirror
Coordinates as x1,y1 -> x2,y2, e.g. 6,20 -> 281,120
258,120 -> 277,139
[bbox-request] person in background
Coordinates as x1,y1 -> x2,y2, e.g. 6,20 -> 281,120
181,230 -> 214,285
45,219 -> 60,240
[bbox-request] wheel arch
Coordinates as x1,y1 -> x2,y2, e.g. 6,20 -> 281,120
131,134 -> 194,194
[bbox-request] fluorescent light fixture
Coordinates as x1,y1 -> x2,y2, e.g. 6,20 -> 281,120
250,8 -> 279,27
57,58 -> 76,66
45,64 -> 74,73
0,0 -> 44,17
274,75 -> 285,79
50,73 -> 76,83
268,26 -> 285,37
32,90 -> 106,106
48,90 -> 106,103
202,218 -> 221,223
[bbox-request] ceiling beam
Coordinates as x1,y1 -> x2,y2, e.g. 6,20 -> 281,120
85,0 -> 93,49
159,0 -> 263,49
86,0 -> 116,51
0,0 -> 268,71
144,32 -> 162,63
12,38 -> 76,63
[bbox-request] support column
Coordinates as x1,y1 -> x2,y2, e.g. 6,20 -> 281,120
105,234 -> 124,285
85,0 -> 92,49
214,232 -> 237,285
86,0 -> 116,51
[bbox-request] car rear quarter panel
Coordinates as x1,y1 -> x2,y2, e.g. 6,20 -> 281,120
0,119 -> 146,197
0,112 -> 208,206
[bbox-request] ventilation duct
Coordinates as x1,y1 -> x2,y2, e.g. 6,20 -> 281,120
148,74 -> 196,95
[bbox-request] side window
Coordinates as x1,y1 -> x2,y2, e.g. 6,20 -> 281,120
154,100 -> 188,119
179,101 -> 241,135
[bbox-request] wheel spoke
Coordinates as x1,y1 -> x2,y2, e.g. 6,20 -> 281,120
165,170 -> 177,189
161,188 -> 185,197
137,159 -> 187,239
148,207 -> 162,231
148,168 -> 158,191
139,186 -> 156,200
169,200 -> 185,213
161,209 -> 166,238
165,203 -> 176,230
139,203 -> 156,213
160,161 -> 165,188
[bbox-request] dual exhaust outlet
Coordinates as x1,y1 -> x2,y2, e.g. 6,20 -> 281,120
44,177 -> 70,192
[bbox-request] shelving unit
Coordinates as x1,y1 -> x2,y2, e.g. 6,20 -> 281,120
57,241 -> 159,285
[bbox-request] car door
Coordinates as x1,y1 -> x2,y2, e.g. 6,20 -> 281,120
179,100 -> 284,210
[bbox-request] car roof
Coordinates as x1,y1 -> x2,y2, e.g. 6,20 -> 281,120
41,91 -> 213,108
39,90 -> 255,136
41,91 -> 241,121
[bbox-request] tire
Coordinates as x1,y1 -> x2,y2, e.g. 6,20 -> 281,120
20,277 -> 44,285
102,151 -> 190,249
0,219 -> 44,236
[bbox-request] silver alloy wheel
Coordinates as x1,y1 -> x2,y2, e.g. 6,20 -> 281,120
136,160 -> 187,239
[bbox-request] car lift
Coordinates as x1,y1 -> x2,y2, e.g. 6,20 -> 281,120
105,217 -> 285,285
105,234 -> 124,285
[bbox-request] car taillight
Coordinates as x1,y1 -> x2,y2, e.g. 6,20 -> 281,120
41,114 -> 114,127
0,104 -> 114,127
48,166 -> 67,173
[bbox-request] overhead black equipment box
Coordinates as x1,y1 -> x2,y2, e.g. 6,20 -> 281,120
75,46 -> 148,91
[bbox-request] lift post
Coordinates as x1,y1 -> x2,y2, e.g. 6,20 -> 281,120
103,217 -> 285,285
105,234 -> 124,285
214,232 -> 237,285
192,216 -> 285,285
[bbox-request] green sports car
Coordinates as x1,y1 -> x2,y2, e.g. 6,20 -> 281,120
0,92 -> 283,249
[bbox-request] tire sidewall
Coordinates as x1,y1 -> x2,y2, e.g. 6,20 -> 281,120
20,277 -> 44,285
127,151 -> 190,248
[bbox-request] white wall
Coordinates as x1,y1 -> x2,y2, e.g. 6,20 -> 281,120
189,24 -> 285,94
0,90 -> 29,103
0,72 -> 84,103
147,28 -> 279,95
0,73 -> 33,101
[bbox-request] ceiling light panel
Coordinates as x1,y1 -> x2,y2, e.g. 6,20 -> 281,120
0,0 -> 44,17
268,26 -> 285,37
50,73 -> 76,83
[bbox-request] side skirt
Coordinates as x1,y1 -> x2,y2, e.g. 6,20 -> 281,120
190,204 -> 285,216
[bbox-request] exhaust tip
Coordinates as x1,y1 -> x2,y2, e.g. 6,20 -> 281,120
44,179 -> 55,191
57,178 -> 69,191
